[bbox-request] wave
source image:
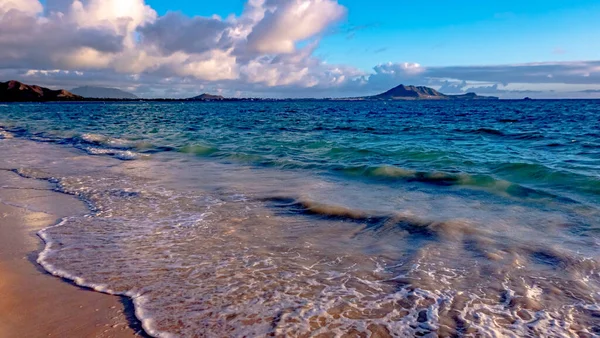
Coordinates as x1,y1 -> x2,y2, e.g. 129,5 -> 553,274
492,162 -> 600,195
337,165 -> 571,200
264,197 -> 482,240
3,128 -> 164,160
82,147 -> 141,160
510,132 -> 545,140
179,144 -> 218,156
456,127 -> 546,140
2,123 -> 234,163
67,136 -> 218,159
0,127 -> 14,139
75,133 -> 153,150
454,127 -> 505,136
266,196 -> 371,220
63,133 -> 150,160
472,128 -> 505,136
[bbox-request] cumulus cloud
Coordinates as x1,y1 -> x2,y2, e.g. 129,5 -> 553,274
0,6 -> 125,69
1,0 -> 600,98
0,0 -> 351,88
59,0 -> 157,36
139,12 -> 231,55
246,0 -> 346,53
0,0 -> 157,70
0,0 -> 43,15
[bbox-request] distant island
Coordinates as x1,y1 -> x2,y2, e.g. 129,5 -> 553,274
70,86 -> 138,99
360,84 -> 498,100
0,80 -> 82,101
189,93 -> 225,101
1,80 -> 498,102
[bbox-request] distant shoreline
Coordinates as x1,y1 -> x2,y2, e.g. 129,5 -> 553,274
2,80 -> 500,102
3,97 -> 600,103
3,80 -> 597,102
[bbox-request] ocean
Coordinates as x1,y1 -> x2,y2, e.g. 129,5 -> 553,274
0,100 -> 599,337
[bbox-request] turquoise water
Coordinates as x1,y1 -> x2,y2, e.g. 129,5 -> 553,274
1,101 -> 599,204
1,101 -> 599,336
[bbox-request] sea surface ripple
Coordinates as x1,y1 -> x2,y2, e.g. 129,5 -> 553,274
1,100 -> 599,337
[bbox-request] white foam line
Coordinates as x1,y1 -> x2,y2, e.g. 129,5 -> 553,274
36,219 -> 174,338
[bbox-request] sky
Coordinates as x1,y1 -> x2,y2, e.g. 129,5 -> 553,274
1,0 -> 600,98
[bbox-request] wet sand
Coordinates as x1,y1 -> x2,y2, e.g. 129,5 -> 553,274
0,169 -> 141,337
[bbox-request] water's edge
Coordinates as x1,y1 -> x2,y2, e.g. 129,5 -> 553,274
5,166 -> 159,338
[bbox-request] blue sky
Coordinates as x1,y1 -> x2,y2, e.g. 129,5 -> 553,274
4,0 -> 600,98
144,0 -> 600,69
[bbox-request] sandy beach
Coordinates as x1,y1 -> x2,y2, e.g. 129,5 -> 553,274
0,166 -> 141,337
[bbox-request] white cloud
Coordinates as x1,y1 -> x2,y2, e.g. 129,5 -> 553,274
139,12 -> 230,55
246,0 -> 346,53
0,0 -> 43,15
55,0 -> 156,32
0,0 -> 600,98
0,0 -> 355,88
168,50 -> 239,81
373,62 -> 425,75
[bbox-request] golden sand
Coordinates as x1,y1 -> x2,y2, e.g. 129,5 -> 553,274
0,170 -> 140,338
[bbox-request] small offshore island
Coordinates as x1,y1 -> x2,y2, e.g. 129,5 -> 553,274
353,84 -> 498,101
0,80 -> 498,102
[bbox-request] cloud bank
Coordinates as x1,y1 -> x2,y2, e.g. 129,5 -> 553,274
0,0 -> 599,98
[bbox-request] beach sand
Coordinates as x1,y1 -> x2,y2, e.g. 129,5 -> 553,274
0,168 -> 141,337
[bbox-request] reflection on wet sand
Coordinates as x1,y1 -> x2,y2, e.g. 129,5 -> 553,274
0,167 -> 138,337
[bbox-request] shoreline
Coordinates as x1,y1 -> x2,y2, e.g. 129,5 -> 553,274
0,165 -> 143,337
